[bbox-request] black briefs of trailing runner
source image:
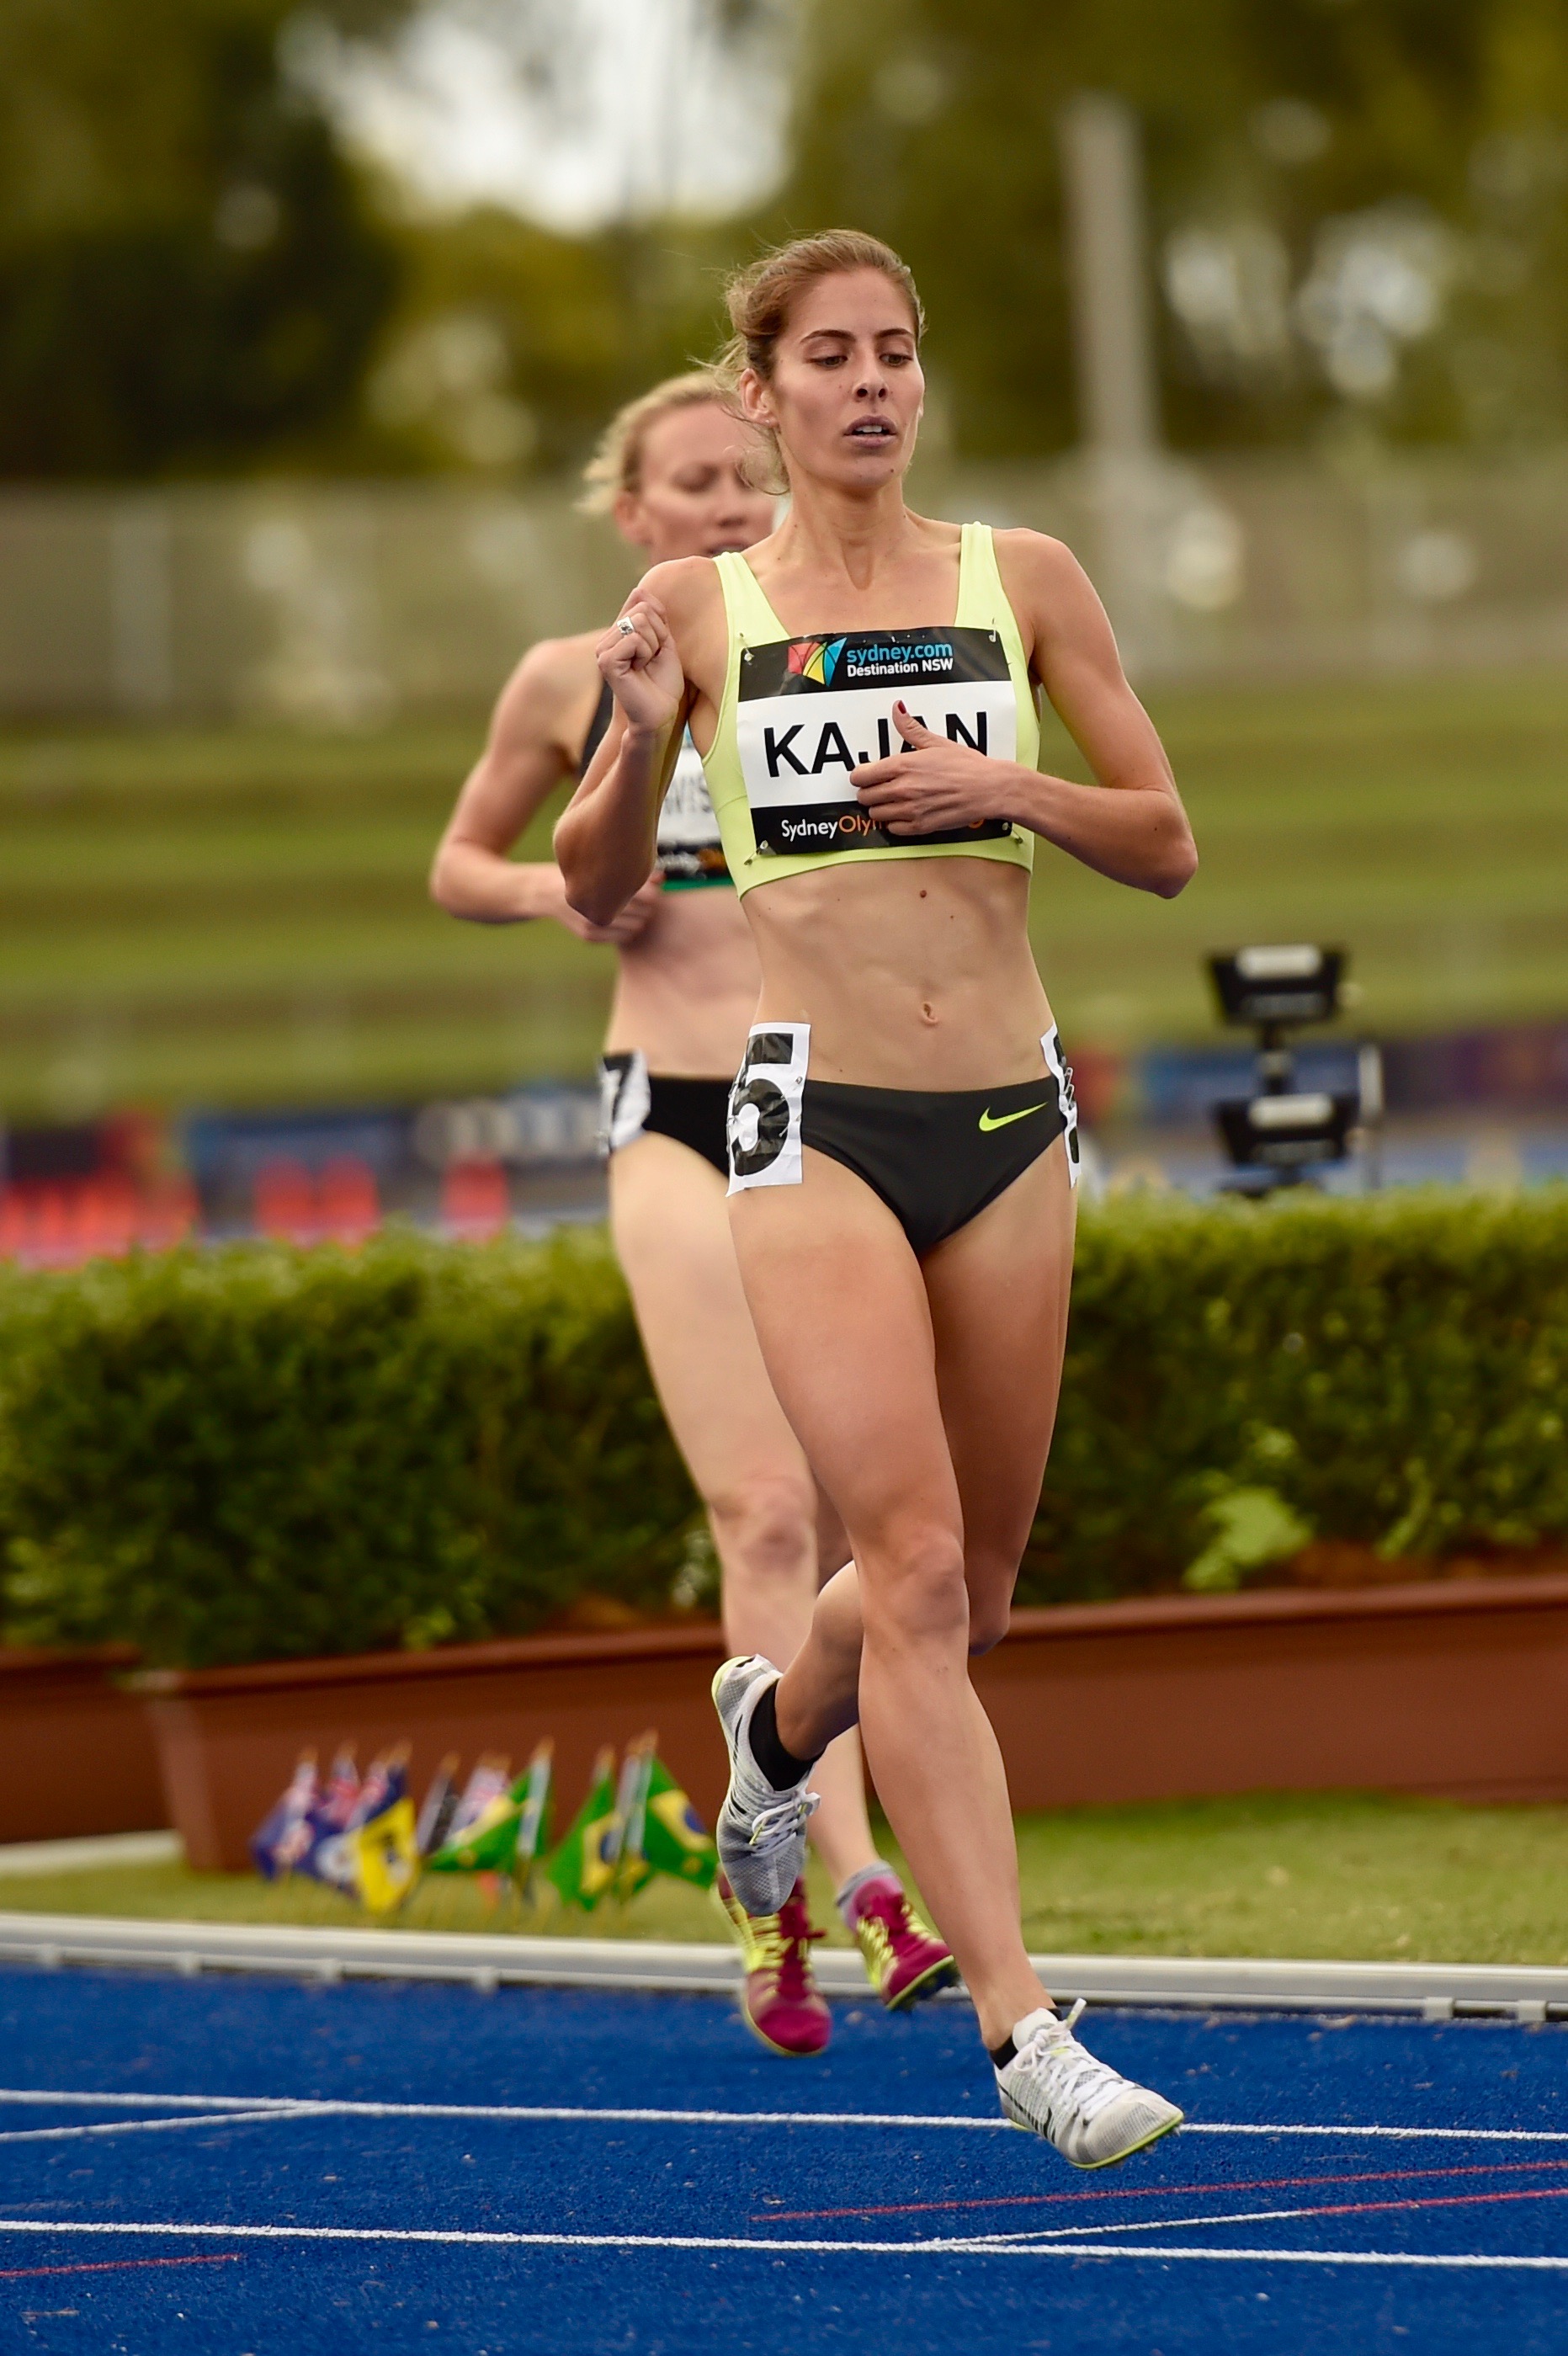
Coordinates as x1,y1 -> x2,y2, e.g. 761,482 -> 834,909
600,1053 -> 731,1178
644,1076 -> 731,1178
800,1072 -> 1070,1258
749,1679 -> 819,1790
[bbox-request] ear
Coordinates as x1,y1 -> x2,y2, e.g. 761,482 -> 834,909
737,368 -> 776,432
612,487 -> 654,554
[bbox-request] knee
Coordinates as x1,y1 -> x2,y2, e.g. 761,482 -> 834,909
862,1524 -> 970,1644
965,1535 -> 1023,1656
706,1476 -> 816,1589
966,1596 -> 1012,1656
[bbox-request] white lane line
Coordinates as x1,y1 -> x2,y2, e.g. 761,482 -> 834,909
0,2092 -> 307,2114
0,2217 -> 1565,2272
3,2091 -> 1567,2142
1181,2123 -> 1568,2146
0,2109 -> 322,2148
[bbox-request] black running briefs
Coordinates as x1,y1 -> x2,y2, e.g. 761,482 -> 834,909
799,1074 -> 1071,1258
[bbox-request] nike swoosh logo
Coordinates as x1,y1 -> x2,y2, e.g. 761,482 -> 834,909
978,1102 -> 1049,1132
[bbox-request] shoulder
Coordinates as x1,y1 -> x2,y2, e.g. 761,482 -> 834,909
489,631 -> 600,748
990,527 -> 1096,604
989,527 -> 1115,667
636,555 -> 725,629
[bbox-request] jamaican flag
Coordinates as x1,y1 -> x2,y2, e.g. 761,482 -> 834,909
640,1756 -> 717,1890
543,1747 -> 623,1911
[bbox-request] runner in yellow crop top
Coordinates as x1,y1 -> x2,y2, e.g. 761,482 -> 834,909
556,232 -> 1196,2171
704,519 -> 1038,893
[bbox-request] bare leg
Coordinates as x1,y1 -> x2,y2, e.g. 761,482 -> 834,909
729,1142 -> 1076,2047
609,1133 -> 879,1891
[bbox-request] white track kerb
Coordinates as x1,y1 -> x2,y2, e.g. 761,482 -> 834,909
1,1912 -> 1566,2019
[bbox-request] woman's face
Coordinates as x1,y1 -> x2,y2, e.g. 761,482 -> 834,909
743,268 -> 923,495
614,401 -> 774,562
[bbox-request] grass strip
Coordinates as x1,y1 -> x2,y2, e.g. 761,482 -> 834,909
2,1794 -> 1564,1967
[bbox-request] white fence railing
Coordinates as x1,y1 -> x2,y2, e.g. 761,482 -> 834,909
3,451 -> 1566,721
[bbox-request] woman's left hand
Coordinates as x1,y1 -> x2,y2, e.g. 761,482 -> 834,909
850,701 -> 1008,836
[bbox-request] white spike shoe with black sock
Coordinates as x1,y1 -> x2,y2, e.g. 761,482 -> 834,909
995,2002 -> 1183,2169
711,1655 -> 819,1918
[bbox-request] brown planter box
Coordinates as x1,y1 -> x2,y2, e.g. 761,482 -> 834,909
136,1625 -> 730,1872
0,1646 -> 167,1843
137,1573 -> 1568,1874
977,1574 -> 1568,1811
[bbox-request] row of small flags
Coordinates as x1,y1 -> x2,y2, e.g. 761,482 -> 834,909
249,1734 -> 717,1917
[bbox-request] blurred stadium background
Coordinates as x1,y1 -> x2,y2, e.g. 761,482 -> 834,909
5,0 -> 1568,1237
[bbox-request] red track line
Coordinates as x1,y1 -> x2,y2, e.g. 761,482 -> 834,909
1282,2184 -> 1568,2225
0,2255 -> 242,2281
756,2157 -> 1568,2226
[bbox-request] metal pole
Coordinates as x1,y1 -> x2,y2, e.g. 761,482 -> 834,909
1059,92 -> 1160,457
1058,93 -> 1167,673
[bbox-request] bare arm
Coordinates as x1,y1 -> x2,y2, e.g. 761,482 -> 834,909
430,636 -> 662,945
851,534 -> 1198,899
555,567 -> 701,928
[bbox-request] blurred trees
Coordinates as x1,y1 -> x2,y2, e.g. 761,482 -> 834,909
0,0 -> 409,476
770,0 -> 1568,457
364,212 -> 739,478
2,0 -> 1565,479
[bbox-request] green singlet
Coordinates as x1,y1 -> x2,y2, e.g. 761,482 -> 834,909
702,522 -> 1039,899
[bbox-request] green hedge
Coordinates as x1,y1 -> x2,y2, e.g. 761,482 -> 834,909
1,1191 -> 1565,1667
1022,1189 -> 1568,1601
0,1231 -> 697,1667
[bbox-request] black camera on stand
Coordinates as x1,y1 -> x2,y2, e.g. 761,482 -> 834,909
1207,946 -> 1372,1194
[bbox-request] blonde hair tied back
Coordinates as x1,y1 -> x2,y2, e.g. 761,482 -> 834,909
577,371 -> 728,515
715,229 -> 926,493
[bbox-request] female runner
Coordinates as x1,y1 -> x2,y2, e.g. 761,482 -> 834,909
555,235 -> 1199,2167
431,372 -> 953,2056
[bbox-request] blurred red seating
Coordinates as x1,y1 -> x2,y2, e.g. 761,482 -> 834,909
441,1157 -> 509,1242
253,1156 -> 381,1247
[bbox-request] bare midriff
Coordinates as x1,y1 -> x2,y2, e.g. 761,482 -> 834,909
602,885 -> 760,1077
741,855 -> 1054,1090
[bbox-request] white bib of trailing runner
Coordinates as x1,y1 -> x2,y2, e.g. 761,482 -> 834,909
656,733 -> 730,889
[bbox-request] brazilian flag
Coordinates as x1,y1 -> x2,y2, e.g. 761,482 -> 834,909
424,1779 -> 522,1875
639,1758 -> 717,1890
543,1747 -> 623,1912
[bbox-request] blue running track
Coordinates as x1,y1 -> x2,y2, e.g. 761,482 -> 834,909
1,1964 -> 1565,2353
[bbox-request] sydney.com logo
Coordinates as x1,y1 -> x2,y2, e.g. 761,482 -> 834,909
786,636 -> 847,686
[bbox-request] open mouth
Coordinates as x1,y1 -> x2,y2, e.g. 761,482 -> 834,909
847,419 -> 897,444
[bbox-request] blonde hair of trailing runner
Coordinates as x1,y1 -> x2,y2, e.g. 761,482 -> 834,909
577,372 -> 731,516
715,231 -> 926,495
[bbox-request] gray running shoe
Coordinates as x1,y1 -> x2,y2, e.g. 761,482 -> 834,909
711,1654 -> 820,1917
996,2002 -> 1183,2170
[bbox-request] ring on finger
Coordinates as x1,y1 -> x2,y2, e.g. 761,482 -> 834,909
615,616 -> 637,639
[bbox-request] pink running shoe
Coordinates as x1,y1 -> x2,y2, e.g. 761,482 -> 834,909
715,1873 -> 831,2057
848,1878 -> 958,2012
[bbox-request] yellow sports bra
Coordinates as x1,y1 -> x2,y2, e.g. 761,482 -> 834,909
702,522 -> 1038,898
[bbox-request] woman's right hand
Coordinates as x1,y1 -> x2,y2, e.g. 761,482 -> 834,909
596,590 -> 683,737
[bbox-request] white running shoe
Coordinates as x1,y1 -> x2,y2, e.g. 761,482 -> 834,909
995,2002 -> 1183,2169
711,1655 -> 820,1917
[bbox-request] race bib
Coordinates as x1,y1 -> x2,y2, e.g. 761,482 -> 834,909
726,1024 -> 809,1194
736,625 -> 1018,859
1041,1026 -> 1080,1189
656,733 -> 730,887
